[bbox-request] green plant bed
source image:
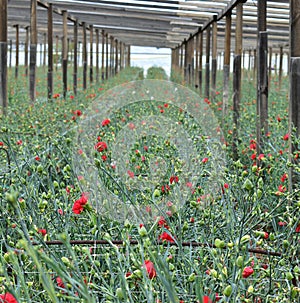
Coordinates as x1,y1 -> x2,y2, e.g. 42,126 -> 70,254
0,66 -> 299,303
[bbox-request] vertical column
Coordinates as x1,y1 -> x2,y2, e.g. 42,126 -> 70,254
69,38 -> 72,63
199,31 -> 203,94
248,49 -> 251,70
47,4 -> 53,100
180,43 -> 183,72
105,33 -> 109,79
205,26 -> 211,99
274,52 -> 278,74
232,3 -> 243,160
115,39 -> 118,75
14,24 -> 19,79
96,29 -> 99,82
101,30 -> 105,80
9,39 -> 12,69
30,0 -> 37,102
110,36 -> 114,76
186,38 -> 191,84
256,0 -> 268,161
289,0 -> 300,190
126,45 -> 131,67
120,42 -> 124,70
171,48 -> 175,73
0,0 -> 8,114
211,16 -> 218,99
43,32 -> 46,67
175,47 -> 179,71
184,39 -> 189,82
89,25 -> 93,84
268,47 -> 272,83
82,22 -> 87,90
78,41 -> 81,67
253,48 -> 257,80
195,35 -> 199,88
62,10 -> 68,98
189,37 -> 195,87
279,46 -> 283,88
189,37 -> 195,85
223,12 -> 231,117
73,20 -> 78,95
55,35 -> 59,71
39,42 -> 42,66
25,26 -> 29,76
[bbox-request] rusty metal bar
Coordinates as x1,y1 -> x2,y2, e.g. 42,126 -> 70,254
32,239 -> 282,257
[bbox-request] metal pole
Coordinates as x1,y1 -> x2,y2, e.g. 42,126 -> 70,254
0,0 -> 8,114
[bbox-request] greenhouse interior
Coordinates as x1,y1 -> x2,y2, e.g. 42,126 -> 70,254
0,0 -> 300,302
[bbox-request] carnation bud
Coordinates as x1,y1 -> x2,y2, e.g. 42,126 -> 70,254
214,238 -> 225,248
243,179 -> 253,191
286,272 -> 294,281
138,225 -> 148,237
223,285 -> 232,297
116,287 -> 124,299
61,257 -> 71,267
236,256 -> 244,268
247,285 -> 254,293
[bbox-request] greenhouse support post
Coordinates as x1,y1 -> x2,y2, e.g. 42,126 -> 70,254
0,0 -> 7,114
222,12 -> 231,118
101,30 -> 105,81
96,29 -> 99,83
289,0 -> 300,192
199,31 -> 203,95
279,46 -> 283,89
29,0 -> 37,102
256,0 -> 268,163
62,10 -> 68,99
82,22 -> 87,90
73,19 -> 78,95
205,26 -> 210,100
105,33 -> 108,79
90,24 -> 93,84
232,2 -> 243,160
25,26 -> 29,76
14,24 -> 19,79
211,15 -> 217,100
47,3 -> 53,100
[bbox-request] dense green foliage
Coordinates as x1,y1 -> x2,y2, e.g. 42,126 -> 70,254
0,65 -> 299,303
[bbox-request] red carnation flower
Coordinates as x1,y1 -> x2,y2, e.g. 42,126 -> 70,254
296,223 -> 300,233
143,260 -> 156,279
72,193 -> 89,214
101,119 -> 111,127
157,217 -> 169,229
283,133 -> 289,141
56,276 -> 65,289
202,296 -> 213,303
94,141 -> 107,152
202,157 -> 209,163
242,266 -> 254,278
169,175 -> 179,184
159,231 -> 175,243
38,229 -> 47,236
74,110 -> 82,116
0,293 -> 18,303
278,221 -> 287,226
72,201 -> 84,214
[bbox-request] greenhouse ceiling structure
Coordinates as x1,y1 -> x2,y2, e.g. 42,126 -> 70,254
6,0 -> 290,49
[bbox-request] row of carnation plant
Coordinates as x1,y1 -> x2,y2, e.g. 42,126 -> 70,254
0,66 -> 299,302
